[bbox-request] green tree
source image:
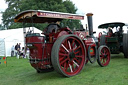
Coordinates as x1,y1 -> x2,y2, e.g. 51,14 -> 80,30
0,24 -> 5,30
2,0 -> 82,30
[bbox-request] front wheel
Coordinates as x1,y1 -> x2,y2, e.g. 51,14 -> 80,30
87,46 -> 97,63
97,45 -> 111,67
51,35 -> 86,77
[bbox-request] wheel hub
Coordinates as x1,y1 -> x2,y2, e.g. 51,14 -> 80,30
69,51 -> 75,60
104,54 -> 107,58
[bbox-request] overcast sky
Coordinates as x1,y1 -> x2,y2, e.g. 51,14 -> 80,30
0,0 -> 7,26
71,0 -> 128,29
0,0 -> 128,32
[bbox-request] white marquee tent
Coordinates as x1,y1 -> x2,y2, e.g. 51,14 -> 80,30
0,27 -> 42,57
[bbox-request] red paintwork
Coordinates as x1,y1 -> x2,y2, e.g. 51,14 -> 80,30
73,31 -> 86,40
26,36 -> 53,69
73,31 -> 96,50
90,48 -> 95,55
37,11 -> 84,20
26,27 -> 96,70
26,36 -> 44,43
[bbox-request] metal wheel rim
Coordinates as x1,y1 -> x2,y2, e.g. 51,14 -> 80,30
99,46 -> 110,66
58,36 -> 85,76
52,35 -> 86,77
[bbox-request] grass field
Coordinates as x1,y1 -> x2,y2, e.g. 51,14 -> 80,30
0,53 -> 128,85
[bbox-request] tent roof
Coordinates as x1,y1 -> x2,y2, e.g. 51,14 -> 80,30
0,27 -> 42,41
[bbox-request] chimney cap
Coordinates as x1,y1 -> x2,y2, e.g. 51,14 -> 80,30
86,13 -> 93,16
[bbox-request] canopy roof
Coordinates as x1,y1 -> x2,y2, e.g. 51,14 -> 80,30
14,10 -> 84,23
98,22 -> 128,29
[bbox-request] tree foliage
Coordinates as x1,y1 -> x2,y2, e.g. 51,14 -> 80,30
0,24 -> 5,30
2,0 -> 82,30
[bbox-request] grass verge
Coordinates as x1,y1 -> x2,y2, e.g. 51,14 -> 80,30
0,53 -> 128,85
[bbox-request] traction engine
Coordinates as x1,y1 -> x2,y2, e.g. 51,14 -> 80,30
98,22 -> 128,58
14,10 -> 111,77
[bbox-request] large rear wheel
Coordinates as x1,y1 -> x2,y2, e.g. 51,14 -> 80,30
123,34 -> 128,58
51,35 -> 86,77
97,45 -> 111,67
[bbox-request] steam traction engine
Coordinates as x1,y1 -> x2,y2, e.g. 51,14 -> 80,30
14,10 -> 110,77
98,22 -> 128,58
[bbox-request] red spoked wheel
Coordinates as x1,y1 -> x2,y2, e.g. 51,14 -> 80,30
97,45 -> 111,67
51,35 -> 86,77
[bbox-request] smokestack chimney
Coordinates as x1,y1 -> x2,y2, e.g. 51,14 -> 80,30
86,13 -> 93,36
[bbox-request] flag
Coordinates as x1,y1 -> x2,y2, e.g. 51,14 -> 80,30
0,57 -> 7,66
3,57 -> 7,65
3,57 -> 6,60
0,57 -> 1,64
4,61 -> 6,64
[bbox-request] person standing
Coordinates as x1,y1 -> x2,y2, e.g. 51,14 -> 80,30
15,43 -> 21,59
17,43 -> 21,59
25,47 -> 30,59
11,45 -> 15,57
17,43 -> 21,51
20,47 -> 25,58
15,43 -> 18,56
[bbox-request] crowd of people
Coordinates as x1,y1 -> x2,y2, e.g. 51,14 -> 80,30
11,43 -> 30,59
